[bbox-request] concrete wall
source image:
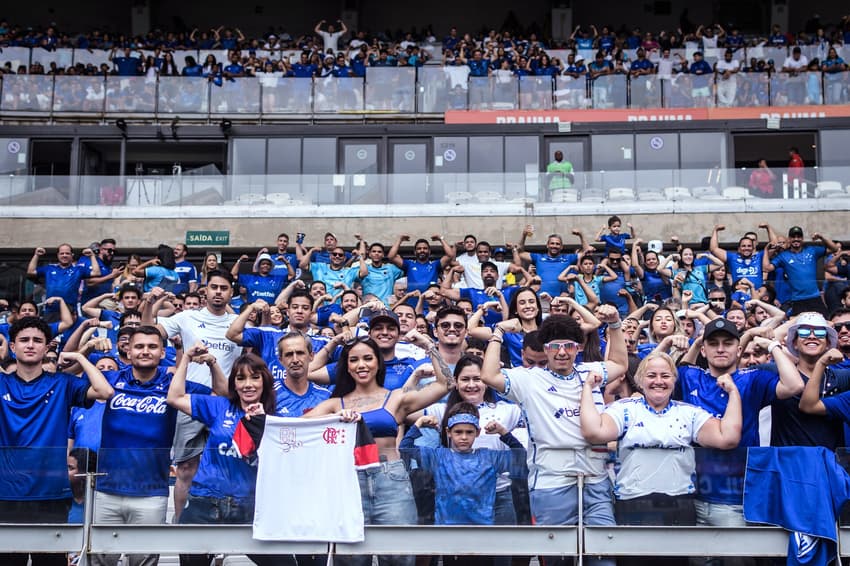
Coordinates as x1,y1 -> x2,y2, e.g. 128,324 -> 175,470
3,210 -> 847,252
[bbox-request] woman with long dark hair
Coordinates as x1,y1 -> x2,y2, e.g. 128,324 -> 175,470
307,335 -> 449,566
167,349 -> 278,566
469,286 -> 542,367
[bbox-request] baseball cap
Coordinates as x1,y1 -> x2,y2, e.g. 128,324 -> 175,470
788,226 -> 804,238
367,308 -> 399,329
785,312 -> 838,357
702,318 -> 740,341
257,253 -> 273,264
493,246 -> 507,255
647,240 -> 663,253
480,260 -> 499,273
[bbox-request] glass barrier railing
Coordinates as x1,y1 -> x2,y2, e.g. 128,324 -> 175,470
3,70 -> 850,117
0,166 -> 846,208
3,443 -> 848,541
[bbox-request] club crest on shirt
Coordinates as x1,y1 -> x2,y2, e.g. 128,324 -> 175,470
279,426 -> 303,452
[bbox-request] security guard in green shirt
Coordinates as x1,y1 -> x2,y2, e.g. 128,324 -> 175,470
546,150 -> 575,192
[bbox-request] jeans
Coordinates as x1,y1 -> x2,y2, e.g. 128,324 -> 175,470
336,459 -> 416,566
90,491 -> 168,566
694,501 -> 753,566
530,479 -> 616,566
0,499 -> 70,566
178,494 -> 300,566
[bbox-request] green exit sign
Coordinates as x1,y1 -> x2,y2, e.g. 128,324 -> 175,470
186,231 -> 230,246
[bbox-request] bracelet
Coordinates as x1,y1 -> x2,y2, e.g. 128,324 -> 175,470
608,320 -> 622,330
768,341 -> 782,354
489,337 -> 503,344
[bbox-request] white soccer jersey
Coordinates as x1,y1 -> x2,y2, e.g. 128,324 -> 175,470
604,398 -> 712,499
253,415 -> 365,542
159,308 -> 239,387
501,363 -> 608,489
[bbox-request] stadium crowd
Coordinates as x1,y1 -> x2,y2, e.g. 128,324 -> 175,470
2,16 -> 850,81
2,217 -> 850,566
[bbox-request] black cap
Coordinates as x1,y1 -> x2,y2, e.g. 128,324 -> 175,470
788,226 -> 804,238
703,318 -> 740,341
368,308 -> 400,329
480,261 -> 499,273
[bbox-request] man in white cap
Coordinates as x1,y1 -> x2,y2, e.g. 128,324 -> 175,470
771,312 -> 850,449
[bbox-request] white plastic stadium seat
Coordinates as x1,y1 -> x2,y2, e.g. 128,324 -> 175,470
691,186 -> 721,199
637,187 -> 665,201
663,186 -> 691,199
722,186 -> 751,199
550,190 -> 578,203
474,191 -> 503,203
815,181 -> 844,198
235,192 -> 266,205
607,187 -> 635,201
266,192 -> 292,204
445,191 -> 474,205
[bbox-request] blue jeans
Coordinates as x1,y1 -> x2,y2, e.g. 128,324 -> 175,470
530,479 -> 616,566
179,494 -> 295,566
337,459 -> 416,566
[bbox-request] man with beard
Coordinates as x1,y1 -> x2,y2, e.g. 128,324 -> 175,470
388,233 -> 455,294
770,312 -> 850,449
830,308 -> 850,370
27,243 -> 100,320
676,318 -> 802,529
439,261 -> 510,327
80,239 -> 123,304
709,224 -> 776,288
763,226 -> 839,316
142,270 -> 240,522
299,245 -> 358,291
90,326 -> 218,566
514,226 -> 590,298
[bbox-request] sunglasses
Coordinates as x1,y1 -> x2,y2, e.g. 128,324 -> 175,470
834,322 -> 850,332
438,322 -> 466,331
797,328 -> 827,339
543,340 -> 580,352
330,252 -> 346,257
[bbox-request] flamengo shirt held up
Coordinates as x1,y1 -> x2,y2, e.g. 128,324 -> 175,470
234,414 -> 379,542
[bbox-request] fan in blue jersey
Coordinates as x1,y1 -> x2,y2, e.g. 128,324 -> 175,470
675,318 -> 803,531
388,233 -> 456,294
91,326 -> 220,566
0,317 -> 113,566
763,226 -> 840,316
233,253 -> 288,305
709,224 -> 777,289
581,352 -> 741,528
515,226 -> 590,298
274,332 -> 330,416
27,244 -> 101,318
172,243 -> 199,295
401,402 -> 524,532
167,348 -> 282,566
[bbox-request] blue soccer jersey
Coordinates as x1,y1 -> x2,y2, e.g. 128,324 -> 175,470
0,371 -> 92,500
36,263 -> 89,308
96,367 -> 209,497
238,274 -> 287,304
402,259 -> 442,294
188,396 -> 257,500
530,253 -> 577,297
